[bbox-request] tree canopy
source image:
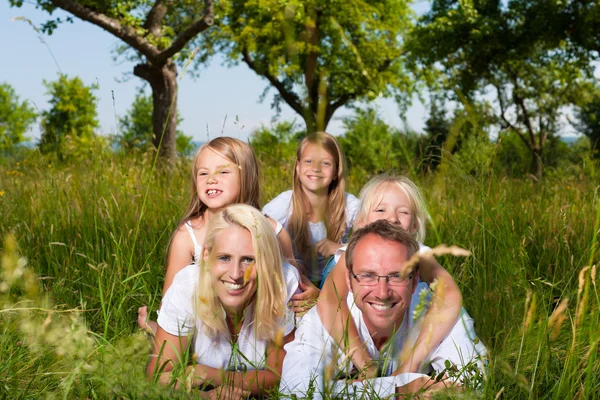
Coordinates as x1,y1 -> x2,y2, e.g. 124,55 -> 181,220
0,83 -> 37,152
213,0 -> 416,133
9,0 -> 214,162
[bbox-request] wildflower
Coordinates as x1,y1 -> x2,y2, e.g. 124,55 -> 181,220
0,191 -> 4,197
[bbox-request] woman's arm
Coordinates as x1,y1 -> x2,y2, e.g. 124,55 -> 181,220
146,326 -> 189,382
189,332 -> 293,395
162,228 -> 195,296
394,253 -> 462,374
316,253 -> 377,379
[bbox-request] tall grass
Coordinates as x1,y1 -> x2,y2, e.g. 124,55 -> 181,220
0,150 -> 598,398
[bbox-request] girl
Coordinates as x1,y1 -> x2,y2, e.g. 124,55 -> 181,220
138,137 -> 316,331
317,175 -> 464,378
147,204 -> 300,397
263,132 -> 360,285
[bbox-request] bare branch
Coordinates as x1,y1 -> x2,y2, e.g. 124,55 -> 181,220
49,0 -> 159,60
494,82 -> 531,149
156,0 -> 214,63
242,48 -> 304,117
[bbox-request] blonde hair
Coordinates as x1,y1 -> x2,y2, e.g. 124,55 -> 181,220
287,132 -> 347,271
195,204 -> 287,341
353,175 -> 428,243
180,137 -> 260,224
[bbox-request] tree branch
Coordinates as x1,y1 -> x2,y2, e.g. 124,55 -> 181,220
156,0 -> 214,63
241,48 -> 305,116
494,82 -> 531,150
143,0 -> 169,38
49,0 -> 159,60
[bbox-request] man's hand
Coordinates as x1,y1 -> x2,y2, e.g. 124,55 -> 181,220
202,386 -> 249,400
315,238 -> 340,258
289,276 -> 320,315
396,375 -> 455,399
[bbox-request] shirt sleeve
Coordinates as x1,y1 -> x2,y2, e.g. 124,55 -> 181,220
279,308 -> 330,398
262,191 -> 292,228
157,265 -> 198,337
425,312 -> 488,382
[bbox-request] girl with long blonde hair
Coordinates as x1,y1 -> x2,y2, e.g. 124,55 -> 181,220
147,204 -> 300,397
263,132 -> 360,286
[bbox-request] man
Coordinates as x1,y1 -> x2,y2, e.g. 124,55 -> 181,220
280,220 -> 487,398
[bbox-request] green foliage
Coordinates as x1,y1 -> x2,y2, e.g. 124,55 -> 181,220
338,108 -> 405,174
40,74 -> 100,158
574,87 -> 600,158
1,152 -> 599,398
118,92 -> 194,157
214,0 -> 417,131
0,82 -> 37,152
408,0 -> 596,178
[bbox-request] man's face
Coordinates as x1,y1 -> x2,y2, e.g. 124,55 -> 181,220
346,234 -> 417,340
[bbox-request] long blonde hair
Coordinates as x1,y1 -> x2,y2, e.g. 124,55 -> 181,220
196,204 -> 287,341
353,175 -> 428,243
181,137 -> 260,224
287,132 -> 347,271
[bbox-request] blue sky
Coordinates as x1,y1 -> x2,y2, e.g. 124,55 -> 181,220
1,2 -> 428,143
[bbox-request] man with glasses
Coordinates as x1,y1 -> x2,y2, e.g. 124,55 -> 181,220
279,220 -> 487,398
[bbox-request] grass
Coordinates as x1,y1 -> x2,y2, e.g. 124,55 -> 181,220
0,149 -> 598,399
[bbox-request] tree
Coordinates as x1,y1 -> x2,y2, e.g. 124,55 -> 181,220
338,108 -> 401,173
214,0 -> 416,134
574,87 -> 600,159
40,74 -> 99,156
10,0 -> 214,162
407,0 -> 595,179
118,92 -> 194,156
0,83 -> 37,152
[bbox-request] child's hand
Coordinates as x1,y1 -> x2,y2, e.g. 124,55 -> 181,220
315,238 -> 340,258
203,386 -> 250,400
289,276 -> 320,315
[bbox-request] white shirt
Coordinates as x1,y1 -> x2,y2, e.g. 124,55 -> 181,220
157,262 -> 299,371
262,190 -> 361,278
279,293 -> 487,398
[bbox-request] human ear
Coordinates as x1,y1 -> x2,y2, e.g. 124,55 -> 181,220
345,268 -> 353,293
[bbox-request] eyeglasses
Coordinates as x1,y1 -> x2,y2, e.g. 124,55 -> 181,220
351,271 -> 414,286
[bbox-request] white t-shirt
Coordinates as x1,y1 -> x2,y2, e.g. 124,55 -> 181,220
280,292 -> 487,398
262,190 -> 360,278
157,262 -> 300,371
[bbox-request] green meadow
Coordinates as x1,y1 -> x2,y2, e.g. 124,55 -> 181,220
0,152 -> 598,399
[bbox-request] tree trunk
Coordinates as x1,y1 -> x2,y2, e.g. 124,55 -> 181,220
134,61 -> 178,162
533,147 -> 543,180
301,106 -> 332,134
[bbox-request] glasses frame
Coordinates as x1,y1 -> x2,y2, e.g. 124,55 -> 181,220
350,271 -> 415,286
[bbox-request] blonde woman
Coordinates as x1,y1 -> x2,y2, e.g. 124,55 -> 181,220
147,204 -> 299,398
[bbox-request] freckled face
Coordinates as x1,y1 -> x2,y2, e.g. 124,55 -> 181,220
205,225 -> 257,316
196,148 -> 241,210
295,143 -> 336,195
364,183 -> 416,233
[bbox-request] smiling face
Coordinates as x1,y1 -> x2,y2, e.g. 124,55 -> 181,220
345,233 -> 416,343
363,183 -> 417,233
196,147 -> 241,210
295,142 -> 336,195
205,224 -> 257,317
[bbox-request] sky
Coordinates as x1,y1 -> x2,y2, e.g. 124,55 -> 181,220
0,1 -> 428,143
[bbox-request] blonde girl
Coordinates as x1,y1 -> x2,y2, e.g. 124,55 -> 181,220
263,132 -> 360,285
138,137 -> 301,331
147,204 -> 300,397
317,175 -> 464,378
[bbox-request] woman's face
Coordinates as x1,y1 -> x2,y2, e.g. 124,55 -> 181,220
205,224 -> 258,317
364,183 -> 416,233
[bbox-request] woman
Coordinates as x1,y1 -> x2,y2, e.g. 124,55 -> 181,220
147,204 -> 299,398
